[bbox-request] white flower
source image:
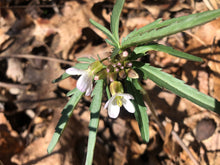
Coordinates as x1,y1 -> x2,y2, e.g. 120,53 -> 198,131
104,93 -> 135,118
66,61 -> 103,96
66,67 -> 93,96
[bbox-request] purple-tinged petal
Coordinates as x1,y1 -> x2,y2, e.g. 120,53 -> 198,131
85,83 -> 93,96
77,72 -> 93,93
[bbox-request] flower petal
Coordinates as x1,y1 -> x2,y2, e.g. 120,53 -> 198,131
108,98 -> 120,118
85,83 -> 93,96
122,96 -> 135,113
77,72 -> 93,93
104,95 -> 116,109
66,67 -> 85,75
117,93 -> 134,100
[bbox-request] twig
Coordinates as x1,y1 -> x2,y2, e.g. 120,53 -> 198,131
203,0 -> 215,10
0,5 -> 64,9
171,131 -> 199,165
0,54 -> 75,65
184,31 -> 207,47
0,81 -> 27,89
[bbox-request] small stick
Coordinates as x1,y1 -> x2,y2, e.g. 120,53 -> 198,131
171,131 -> 199,165
0,54 -> 75,65
203,0 -> 215,10
0,81 -> 27,89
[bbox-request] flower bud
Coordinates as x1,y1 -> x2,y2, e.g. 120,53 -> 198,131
94,69 -> 107,80
89,61 -> 103,74
119,70 -> 126,79
128,69 -> 139,79
110,81 -> 124,95
124,61 -> 132,68
122,51 -> 128,57
109,72 -> 117,82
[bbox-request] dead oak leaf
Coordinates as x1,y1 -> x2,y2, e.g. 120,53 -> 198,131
16,61 -> 63,110
32,1 -> 102,59
186,18 -> 220,101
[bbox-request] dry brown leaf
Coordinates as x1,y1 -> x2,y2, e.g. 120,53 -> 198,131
11,108 -> 89,165
130,141 -> 147,155
6,58 -> 24,82
0,9 -> 15,46
180,146 -> 199,165
32,1 -> 104,59
16,61 -> 63,110
0,113 -> 23,165
74,43 -> 111,61
186,18 -> 220,101
184,111 -> 220,151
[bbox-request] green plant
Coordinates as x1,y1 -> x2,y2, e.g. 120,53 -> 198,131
47,0 -> 220,164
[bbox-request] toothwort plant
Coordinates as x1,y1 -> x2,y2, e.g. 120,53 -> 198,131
48,0 -> 220,164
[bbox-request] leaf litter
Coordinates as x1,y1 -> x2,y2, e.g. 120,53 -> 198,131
0,0 -> 219,164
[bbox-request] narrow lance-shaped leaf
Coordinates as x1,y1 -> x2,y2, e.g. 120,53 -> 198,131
47,88 -> 84,153
74,63 -> 90,70
125,78 -> 149,142
85,80 -> 104,165
110,0 -> 125,43
77,57 -> 96,63
105,39 -> 116,47
122,14 -> 192,42
122,9 -> 220,48
111,47 -> 121,59
89,19 -> 118,47
135,62 -> 220,114
133,44 -> 203,62
52,72 -> 71,83
122,18 -> 162,43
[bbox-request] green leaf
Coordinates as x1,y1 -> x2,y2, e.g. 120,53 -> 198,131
89,19 -> 118,47
134,44 -> 203,62
85,80 -> 104,165
111,47 -> 121,58
135,62 -> 220,114
122,9 -> 220,48
74,63 -> 90,70
77,57 -> 96,63
106,85 -> 111,100
52,72 -> 71,83
47,88 -> 84,154
110,0 -> 125,43
125,78 -> 149,142
122,18 -> 162,43
66,89 -> 75,97
105,39 -> 116,46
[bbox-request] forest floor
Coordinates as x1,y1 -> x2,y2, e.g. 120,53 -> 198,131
0,0 -> 220,165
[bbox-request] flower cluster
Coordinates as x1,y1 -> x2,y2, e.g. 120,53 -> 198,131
66,51 -> 137,118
